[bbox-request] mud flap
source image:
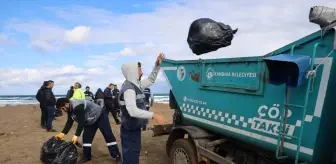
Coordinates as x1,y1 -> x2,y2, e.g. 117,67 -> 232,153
150,124 -> 173,137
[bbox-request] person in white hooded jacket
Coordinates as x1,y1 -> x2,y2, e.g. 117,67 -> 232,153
118,53 -> 166,164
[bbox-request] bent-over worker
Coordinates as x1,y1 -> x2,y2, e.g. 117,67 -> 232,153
55,98 -> 121,164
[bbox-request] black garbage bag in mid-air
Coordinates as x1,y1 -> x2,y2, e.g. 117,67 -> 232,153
51,142 -> 78,164
187,18 -> 238,55
40,137 -> 78,164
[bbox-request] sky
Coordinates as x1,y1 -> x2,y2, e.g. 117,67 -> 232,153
0,0 -> 335,95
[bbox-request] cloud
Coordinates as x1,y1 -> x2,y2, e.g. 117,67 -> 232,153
120,47 -> 136,56
0,63 -> 126,95
0,34 -> 16,55
64,26 -> 90,44
0,34 -> 15,47
30,40 -> 57,53
85,42 -> 157,68
2,1 -> 336,94
45,5 -> 115,26
117,42 -> 156,56
5,20 -> 91,53
5,20 -> 64,53
13,0 -> 333,57
86,54 -> 120,67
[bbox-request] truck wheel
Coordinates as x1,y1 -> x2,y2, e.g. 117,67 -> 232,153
169,138 -> 198,164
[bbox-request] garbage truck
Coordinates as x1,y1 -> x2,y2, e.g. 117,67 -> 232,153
158,16 -> 336,164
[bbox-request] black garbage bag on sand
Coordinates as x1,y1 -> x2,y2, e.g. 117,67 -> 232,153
52,142 -> 78,164
40,136 -> 78,164
40,137 -> 67,163
187,18 -> 238,55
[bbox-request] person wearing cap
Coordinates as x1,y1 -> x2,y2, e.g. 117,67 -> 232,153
84,86 -> 94,101
118,53 -> 167,164
55,98 -> 122,164
70,82 -> 85,100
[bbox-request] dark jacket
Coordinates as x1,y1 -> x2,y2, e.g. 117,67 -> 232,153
104,87 -> 113,100
43,88 -> 56,106
112,89 -> 120,108
66,89 -> 74,100
95,88 -> 104,99
84,91 -> 94,100
112,89 -> 119,97
36,81 -> 48,103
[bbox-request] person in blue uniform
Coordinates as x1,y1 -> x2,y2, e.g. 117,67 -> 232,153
55,98 -> 121,164
118,53 -> 166,164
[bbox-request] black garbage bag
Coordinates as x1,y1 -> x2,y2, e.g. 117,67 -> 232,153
187,18 -> 238,55
51,142 -> 78,164
309,6 -> 336,28
40,136 -> 69,164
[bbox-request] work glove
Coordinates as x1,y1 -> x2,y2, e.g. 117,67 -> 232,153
72,135 -> 79,144
55,133 -> 65,139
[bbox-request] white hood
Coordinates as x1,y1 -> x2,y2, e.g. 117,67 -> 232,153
121,62 -> 140,87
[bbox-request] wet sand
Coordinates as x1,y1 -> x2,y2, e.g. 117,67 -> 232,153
0,103 -> 173,164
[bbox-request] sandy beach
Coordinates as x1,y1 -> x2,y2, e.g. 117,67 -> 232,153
0,103 -> 173,164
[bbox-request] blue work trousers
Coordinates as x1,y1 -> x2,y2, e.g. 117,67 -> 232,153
82,111 -> 120,159
46,106 -> 55,129
120,126 -> 141,164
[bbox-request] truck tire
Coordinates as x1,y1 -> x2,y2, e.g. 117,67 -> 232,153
169,138 -> 198,164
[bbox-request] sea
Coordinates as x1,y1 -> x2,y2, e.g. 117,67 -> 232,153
0,94 -> 169,107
